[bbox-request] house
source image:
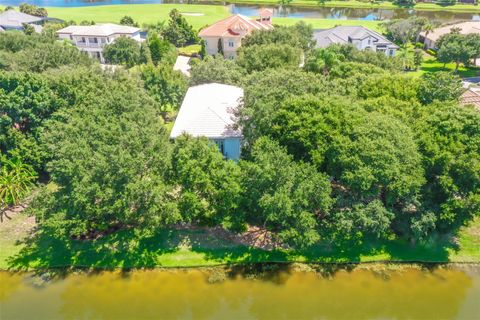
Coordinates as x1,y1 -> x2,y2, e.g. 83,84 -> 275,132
170,83 -> 243,161
420,21 -> 480,50
198,10 -> 274,59
56,23 -> 143,63
461,88 -> 480,111
0,9 -> 45,33
313,26 -> 399,57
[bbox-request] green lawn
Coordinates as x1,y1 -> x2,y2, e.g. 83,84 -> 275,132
418,58 -> 480,78
2,4 -> 381,31
1,210 -> 479,269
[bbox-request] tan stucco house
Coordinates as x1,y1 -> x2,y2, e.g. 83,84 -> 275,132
198,9 -> 274,59
420,21 -> 480,50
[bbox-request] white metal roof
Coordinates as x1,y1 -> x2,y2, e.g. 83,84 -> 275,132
0,10 -> 44,28
56,23 -> 140,37
170,83 -> 243,139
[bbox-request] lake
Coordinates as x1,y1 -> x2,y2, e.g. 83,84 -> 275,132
1,0 -> 479,23
1,265 -> 480,319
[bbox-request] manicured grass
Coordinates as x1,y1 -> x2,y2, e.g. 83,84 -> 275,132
1,212 -> 479,269
46,4 -> 230,30
274,17 -> 382,31
178,44 -> 201,56
419,58 -> 480,78
2,4 -> 380,31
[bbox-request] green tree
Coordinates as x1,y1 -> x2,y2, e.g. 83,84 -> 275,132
327,112 -> 425,208
217,38 -> 224,56
189,55 -> 246,86
172,135 -> 243,230
22,23 -> 35,35
436,33 -> 472,71
138,63 -> 187,112
466,33 -> 480,65
240,137 -> 332,248
199,39 -> 207,59
162,9 -> 198,47
0,71 -> 66,170
243,22 -> 314,52
413,49 -> 423,69
119,15 -> 139,27
38,73 -> 179,236
305,47 -> 344,75
0,156 -> 37,221
19,3 -> 47,17
103,36 -> 141,67
237,43 -> 301,72
414,102 -> 480,233
148,33 -> 174,65
418,72 -> 463,104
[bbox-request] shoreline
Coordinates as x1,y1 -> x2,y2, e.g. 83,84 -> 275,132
2,261 -> 480,275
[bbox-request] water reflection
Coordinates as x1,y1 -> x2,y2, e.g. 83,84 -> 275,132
1,266 -> 479,319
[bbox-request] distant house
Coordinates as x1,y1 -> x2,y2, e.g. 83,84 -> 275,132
420,21 -> 480,50
170,83 -> 243,161
313,26 -> 399,57
56,23 -> 143,63
461,88 -> 480,111
198,10 -> 274,60
0,9 -> 45,33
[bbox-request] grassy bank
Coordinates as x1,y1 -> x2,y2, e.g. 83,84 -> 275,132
197,0 -> 480,13
2,4 -> 381,30
1,209 -> 479,270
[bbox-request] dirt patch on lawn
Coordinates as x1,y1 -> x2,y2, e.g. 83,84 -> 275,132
0,204 -> 36,242
172,223 -> 283,250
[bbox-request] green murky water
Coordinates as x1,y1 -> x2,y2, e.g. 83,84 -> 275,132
1,266 -> 479,319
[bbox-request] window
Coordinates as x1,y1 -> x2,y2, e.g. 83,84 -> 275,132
368,39 -> 371,45
213,140 -> 225,155
228,40 -> 234,48
389,49 -> 394,56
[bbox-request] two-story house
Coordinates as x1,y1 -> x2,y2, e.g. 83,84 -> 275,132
198,9 -> 274,59
313,26 -> 399,57
56,23 -> 143,63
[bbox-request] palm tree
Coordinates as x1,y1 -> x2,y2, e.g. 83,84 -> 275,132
0,157 -> 37,222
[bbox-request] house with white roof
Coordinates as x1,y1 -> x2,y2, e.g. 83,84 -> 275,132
170,83 -> 243,161
313,26 -> 399,56
0,9 -> 45,33
56,23 -> 143,63
199,9 -> 274,59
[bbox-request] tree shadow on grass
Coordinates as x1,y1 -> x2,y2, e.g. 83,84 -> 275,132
6,228 -> 179,271
6,224 -> 461,272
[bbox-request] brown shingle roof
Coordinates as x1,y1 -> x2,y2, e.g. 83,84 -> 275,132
199,14 -> 273,38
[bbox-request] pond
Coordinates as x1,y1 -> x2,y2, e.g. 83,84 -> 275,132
1,0 -> 479,23
1,265 -> 480,319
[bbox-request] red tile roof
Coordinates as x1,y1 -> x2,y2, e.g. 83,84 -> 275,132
199,14 -> 273,38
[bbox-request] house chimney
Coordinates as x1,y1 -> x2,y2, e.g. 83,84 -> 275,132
258,8 -> 273,25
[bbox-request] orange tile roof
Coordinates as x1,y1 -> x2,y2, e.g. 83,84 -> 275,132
461,89 -> 480,111
199,14 -> 273,38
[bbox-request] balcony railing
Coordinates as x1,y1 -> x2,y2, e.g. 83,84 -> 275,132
75,41 -> 106,48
